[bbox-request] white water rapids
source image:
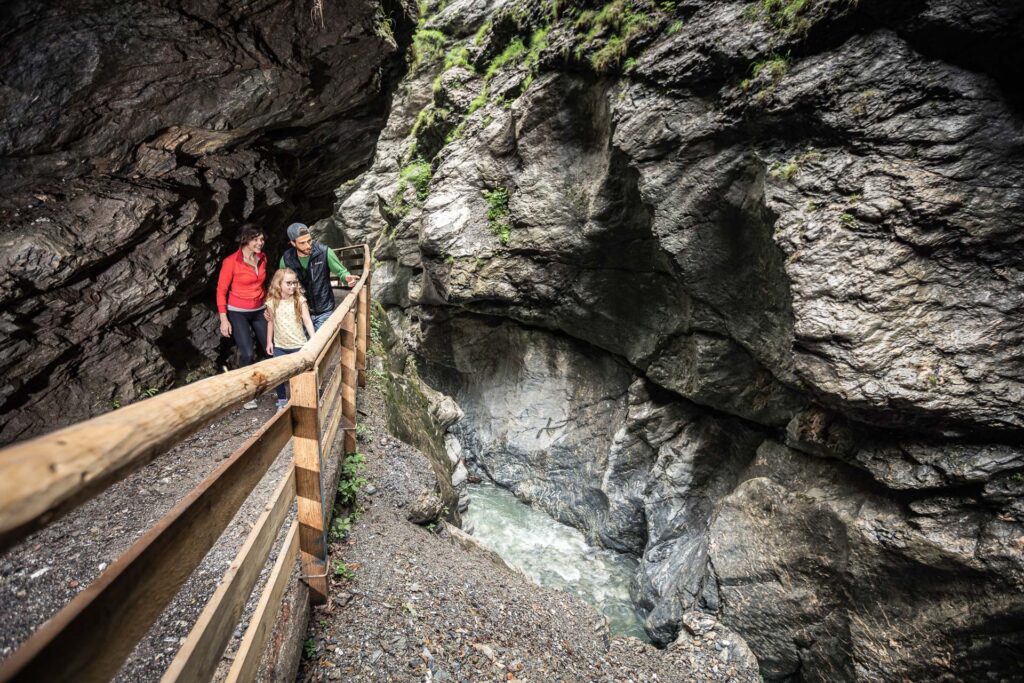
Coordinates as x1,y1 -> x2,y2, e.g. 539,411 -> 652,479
463,482 -> 649,641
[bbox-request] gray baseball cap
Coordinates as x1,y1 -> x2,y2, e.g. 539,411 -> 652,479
286,222 -> 310,241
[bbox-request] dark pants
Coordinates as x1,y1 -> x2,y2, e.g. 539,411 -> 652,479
273,346 -> 300,399
227,309 -> 268,367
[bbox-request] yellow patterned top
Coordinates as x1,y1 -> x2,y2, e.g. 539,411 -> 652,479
269,297 -> 308,350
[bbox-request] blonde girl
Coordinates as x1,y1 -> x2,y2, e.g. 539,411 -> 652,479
265,268 -> 316,410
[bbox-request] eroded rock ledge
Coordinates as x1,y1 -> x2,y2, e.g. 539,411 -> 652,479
0,0 -> 416,444
338,0 -> 1024,680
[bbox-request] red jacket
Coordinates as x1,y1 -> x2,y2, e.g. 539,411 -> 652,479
216,250 -> 267,312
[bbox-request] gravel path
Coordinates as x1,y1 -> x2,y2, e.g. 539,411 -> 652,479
0,394 -> 295,681
299,388 -> 762,682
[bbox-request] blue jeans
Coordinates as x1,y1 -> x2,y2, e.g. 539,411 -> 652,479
311,309 -> 333,330
273,346 -> 300,400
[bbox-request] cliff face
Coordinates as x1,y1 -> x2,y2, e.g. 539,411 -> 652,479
337,0 -> 1024,679
0,0 -> 415,444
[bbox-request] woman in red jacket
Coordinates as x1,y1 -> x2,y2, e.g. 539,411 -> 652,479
216,226 -> 268,407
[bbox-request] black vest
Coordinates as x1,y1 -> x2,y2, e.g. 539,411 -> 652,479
283,243 -> 334,315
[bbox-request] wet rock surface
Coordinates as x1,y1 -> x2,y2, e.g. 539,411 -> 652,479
299,383 -> 761,682
338,0 -> 1024,679
0,0 -> 416,444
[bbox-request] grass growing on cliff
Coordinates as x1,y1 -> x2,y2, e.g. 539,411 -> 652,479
570,0 -> 663,73
485,39 -> 527,80
400,160 -> 433,201
746,0 -> 855,37
741,54 -> 790,94
412,29 -> 447,69
387,160 -> 434,219
484,187 -> 512,245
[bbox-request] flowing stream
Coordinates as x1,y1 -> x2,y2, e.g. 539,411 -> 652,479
463,482 -> 649,641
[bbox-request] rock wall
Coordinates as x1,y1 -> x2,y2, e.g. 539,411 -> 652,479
0,0 -> 416,444
336,0 -> 1024,679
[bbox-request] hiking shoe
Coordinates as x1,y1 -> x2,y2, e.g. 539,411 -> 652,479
243,399 -> 258,410
275,399 -> 288,411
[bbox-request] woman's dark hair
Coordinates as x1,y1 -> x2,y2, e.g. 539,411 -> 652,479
238,225 -> 263,246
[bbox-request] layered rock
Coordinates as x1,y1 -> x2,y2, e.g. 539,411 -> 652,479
338,0 -> 1024,679
0,0 -> 416,444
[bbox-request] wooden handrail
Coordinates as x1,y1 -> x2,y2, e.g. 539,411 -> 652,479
0,243 -> 371,681
0,246 -> 369,552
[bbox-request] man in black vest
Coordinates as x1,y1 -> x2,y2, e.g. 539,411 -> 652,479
279,223 -> 357,330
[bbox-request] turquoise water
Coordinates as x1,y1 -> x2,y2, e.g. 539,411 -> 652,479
462,483 -> 649,641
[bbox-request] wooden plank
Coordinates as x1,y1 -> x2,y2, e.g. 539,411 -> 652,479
319,368 -> 342,433
0,291 -> 359,552
162,467 -> 296,683
0,409 -> 293,683
288,371 -> 328,605
316,332 -> 341,385
225,521 -> 299,683
341,311 -> 358,456
322,392 -> 353,455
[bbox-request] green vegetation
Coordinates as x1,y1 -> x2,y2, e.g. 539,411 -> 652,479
467,88 -> 489,115
303,639 -> 317,659
412,28 -> 446,68
330,513 -> 354,540
473,21 -> 492,46
332,560 -> 356,580
742,54 -> 790,95
485,39 -> 527,80
445,120 -> 467,144
356,421 -> 372,444
443,44 -> 473,71
850,88 -> 879,117
412,106 -> 449,140
370,302 -> 384,352
840,212 -> 857,226
667,19 -> 684,34
329,451 -> 367,542
374,7 -> 395,43
746,0 -> 855,37
387,159 -> 433,218
484,187 -> 512,245
753,54 -> 789,82
337,452 -> 367,506
773,161 -> 799,181
769,148 -> 820,182
573,0 -> 660,72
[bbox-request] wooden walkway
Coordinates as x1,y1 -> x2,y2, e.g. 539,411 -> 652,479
0,245 -> 372,682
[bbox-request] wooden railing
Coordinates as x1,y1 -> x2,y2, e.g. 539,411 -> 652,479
0,244 -> 372,682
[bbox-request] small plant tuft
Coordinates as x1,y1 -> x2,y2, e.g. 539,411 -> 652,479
484,187 -> 512,245
332,560 -> 356,580
412,29 -> 447,69
485,39 -> 527,80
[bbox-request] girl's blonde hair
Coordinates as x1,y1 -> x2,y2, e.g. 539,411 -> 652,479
266,268 -> 305,320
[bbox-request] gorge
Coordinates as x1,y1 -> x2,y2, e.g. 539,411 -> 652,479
2,0 -> 1023,681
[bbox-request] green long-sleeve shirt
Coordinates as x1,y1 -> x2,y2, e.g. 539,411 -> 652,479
279,248 -> 351,280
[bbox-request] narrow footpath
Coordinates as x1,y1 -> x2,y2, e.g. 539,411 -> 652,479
0,395 -> 293,681
298,385 -> 762,683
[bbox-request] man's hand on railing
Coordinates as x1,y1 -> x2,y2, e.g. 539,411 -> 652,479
344,274 -> 358,287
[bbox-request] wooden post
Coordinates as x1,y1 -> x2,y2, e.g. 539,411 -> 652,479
340,311 -> 358,455
288,370 -> 328,604
356,285 -> 368,389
